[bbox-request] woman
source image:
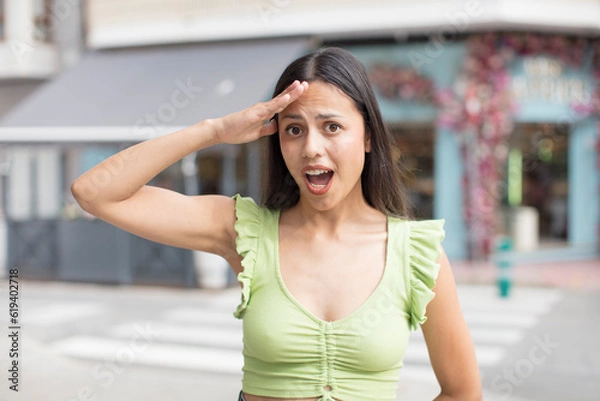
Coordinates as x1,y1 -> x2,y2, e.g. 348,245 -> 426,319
72,47 -> 482,401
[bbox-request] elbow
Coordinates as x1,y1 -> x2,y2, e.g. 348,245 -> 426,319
455,384 -> 483,401
438,382 -> 483,401
470,392 -> 483,401
440,389 -> 483,401
465,391 -> 483,401
70,178 -> 99,214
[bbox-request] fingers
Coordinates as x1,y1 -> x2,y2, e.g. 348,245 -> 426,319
280,80 -> 308,106
280,80 -> 307,99
251,81 -> 308,129
268,80 -> 308,115
288,80 -> 309,102
259,119 -> 278,137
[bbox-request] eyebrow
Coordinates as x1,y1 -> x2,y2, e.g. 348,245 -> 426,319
280,113 -> 344,121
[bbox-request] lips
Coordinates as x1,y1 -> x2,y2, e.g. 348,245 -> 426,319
301,165 -> 334,195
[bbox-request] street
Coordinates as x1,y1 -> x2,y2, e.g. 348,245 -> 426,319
0,280 -> 598,401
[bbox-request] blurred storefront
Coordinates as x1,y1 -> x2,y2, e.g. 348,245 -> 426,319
345,33 -> 599,262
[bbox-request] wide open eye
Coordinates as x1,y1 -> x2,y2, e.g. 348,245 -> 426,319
285,126 -> 303,136
325,123 -> 342,133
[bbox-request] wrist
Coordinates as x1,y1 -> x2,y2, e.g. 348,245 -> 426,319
191,118 -> 222,148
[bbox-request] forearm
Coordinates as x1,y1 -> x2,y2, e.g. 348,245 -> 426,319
71,119 -> 219,210
433,389 -> 483,401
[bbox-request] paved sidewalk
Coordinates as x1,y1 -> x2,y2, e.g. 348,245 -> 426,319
452,258 -> 600,291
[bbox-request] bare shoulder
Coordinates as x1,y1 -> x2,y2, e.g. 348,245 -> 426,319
188,194 -> 243,271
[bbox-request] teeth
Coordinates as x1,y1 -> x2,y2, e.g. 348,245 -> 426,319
305,169 -> 330,175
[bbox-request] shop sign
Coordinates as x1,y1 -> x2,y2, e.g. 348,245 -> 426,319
511,56 -> 592,104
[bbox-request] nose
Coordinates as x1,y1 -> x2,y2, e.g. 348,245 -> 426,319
301,129 -> 324,159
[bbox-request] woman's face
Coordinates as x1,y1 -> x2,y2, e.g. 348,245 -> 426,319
278,80 -> 371,211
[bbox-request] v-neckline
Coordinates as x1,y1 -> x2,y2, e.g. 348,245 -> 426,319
274,209 -> 392,326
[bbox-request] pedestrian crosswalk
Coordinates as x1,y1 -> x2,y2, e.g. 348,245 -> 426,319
399,284 -> 563,384
46,289 -> 245,375
38,285 -> 562,384
22,301 -> 108,327
52,336 -> 243,374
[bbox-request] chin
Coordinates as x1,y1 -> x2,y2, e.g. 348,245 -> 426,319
303,192 -> 349,213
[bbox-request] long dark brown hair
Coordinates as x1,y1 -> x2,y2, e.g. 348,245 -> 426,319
263,47 -> 412,218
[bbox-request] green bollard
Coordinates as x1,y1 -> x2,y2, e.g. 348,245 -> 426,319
496,237 -> 513,298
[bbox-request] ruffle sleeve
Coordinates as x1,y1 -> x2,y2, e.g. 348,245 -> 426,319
408,219 -> 445,331
232,194 -> 261,319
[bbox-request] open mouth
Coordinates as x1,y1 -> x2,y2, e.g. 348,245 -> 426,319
304,169 -> 334,193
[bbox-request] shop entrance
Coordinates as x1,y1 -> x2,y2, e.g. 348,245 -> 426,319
504,123 -> 569,247
388,123 -> 435,220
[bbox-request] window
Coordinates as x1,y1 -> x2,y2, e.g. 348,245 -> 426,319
33,0 -> 53,42
7,146 -> 62,220
502,123 -> 569,242
388,123 -> 436,219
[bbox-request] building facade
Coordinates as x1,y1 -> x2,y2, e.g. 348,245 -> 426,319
0,0 -> 85,278
1,0 -> 598,285
345,35 -> 599,261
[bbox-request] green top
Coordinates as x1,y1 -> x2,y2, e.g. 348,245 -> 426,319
232,194 -> 445,401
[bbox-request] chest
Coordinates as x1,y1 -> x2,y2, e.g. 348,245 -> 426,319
278,228 -> 387,323
242,247 -> 410,372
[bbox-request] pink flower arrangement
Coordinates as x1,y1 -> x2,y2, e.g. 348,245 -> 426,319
368,64 -> 436,103
438,33 -> 598,259
369,34 -> 599,258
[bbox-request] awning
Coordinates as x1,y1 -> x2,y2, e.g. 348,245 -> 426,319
0,37 -> 313,142
0,80 -> 45,120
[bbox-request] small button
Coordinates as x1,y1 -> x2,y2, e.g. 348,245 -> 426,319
323,385 -> 332,392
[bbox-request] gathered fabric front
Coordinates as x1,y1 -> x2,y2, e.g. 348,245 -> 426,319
232,194 -> 445,401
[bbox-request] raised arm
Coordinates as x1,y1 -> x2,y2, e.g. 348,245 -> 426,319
421,248 -> 483,401
71,80 -> 308,273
